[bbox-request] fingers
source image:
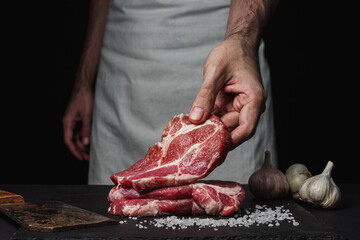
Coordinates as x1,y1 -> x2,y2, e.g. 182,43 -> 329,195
229,98 -> 265,149
79,114 -> 91,161
63,118 -> 83,160
189,82 -> 218,123
62,87 -> 94,160
63,114 -> 91,161
189,90 -> 213,124
75,131 -> 90,161
220,112 -> 240,131
81,113 -> 92,146
189,59 -> 226,124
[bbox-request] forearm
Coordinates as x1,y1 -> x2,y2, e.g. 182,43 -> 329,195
225,0 -> 279,51
75,0 -> 110,90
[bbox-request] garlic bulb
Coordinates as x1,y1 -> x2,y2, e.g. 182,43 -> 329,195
298,161 -> 341,208
285,163 -> 312,199
248,151 -> 289,200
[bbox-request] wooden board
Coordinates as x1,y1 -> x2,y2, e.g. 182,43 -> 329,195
0,190 -> 24,204
0,200 -> 118,232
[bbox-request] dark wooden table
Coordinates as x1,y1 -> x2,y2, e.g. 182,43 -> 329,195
0,183 -> 359,239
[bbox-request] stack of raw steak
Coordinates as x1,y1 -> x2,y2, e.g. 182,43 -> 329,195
108,114 -> 245,217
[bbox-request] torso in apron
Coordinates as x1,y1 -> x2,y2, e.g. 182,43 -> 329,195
89,0 -> 277,185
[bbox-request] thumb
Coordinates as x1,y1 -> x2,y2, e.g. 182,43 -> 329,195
81,114 -> 92,146
189,70 -> 223,124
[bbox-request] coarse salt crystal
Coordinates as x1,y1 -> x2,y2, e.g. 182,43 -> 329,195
129,205 -> 299,230
293,221 -> 299,226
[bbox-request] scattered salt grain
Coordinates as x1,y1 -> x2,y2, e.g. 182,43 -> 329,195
122,204 -> 299,231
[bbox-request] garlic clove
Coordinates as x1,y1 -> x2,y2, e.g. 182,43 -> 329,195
248,151 -> 289,200
299,174 -> 329,203
321,178 -> 341,208
298,161 -> 341,209
285,163 -> 312,195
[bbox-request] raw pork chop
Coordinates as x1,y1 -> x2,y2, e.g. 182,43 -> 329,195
108,199 -> 205,217
191,181 -> 245,216
110,114 -> 232,192
108,184 -> 193,202
108,181 -> 245,217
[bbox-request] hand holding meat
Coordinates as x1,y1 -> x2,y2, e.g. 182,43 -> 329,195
189,0 -> 275,149
189,37 -> 266,149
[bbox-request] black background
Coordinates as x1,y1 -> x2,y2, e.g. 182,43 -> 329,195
2,1 -> 357,184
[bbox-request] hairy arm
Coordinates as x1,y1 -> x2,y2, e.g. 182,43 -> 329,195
63,0 -> 110,160
74,0 -> 110,90
225,0 -> 279,51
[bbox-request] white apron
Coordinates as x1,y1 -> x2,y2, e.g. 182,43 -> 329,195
89,0 -> 277,185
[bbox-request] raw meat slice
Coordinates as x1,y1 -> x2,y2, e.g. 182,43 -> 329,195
108,184 -> 193,202
110,114 -> 232,192
108,181 -> 245,217
191,181 -> 245,216
108,199 -> 205,217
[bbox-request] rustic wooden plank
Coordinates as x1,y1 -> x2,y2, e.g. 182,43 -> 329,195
0,200 -> 118,232
0,190 -> 24,205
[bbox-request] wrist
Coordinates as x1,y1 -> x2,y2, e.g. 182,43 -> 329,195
72,73 -> 95,98
75,62 -> 97,90
223,35 -> 259,61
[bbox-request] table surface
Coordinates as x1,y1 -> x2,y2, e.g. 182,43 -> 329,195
0,183 -> 359,240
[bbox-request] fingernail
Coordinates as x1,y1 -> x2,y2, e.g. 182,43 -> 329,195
190,107 -> 204,121
83,137 -> 90,145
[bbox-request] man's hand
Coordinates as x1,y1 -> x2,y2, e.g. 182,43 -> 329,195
63,87 -> 94,161
189,37 -> 266,149
189,0 -> 278,149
